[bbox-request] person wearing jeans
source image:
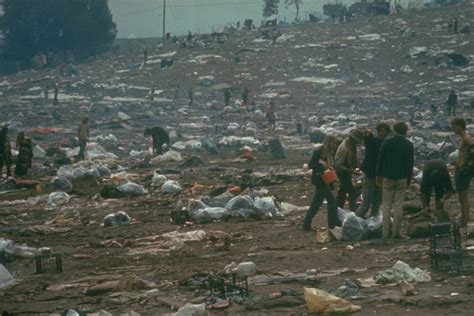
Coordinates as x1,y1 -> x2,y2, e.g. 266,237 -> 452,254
356,123 -> 390,218
335,129 -> 363,212
376,122 -> 414,240
303,135 -> 340,231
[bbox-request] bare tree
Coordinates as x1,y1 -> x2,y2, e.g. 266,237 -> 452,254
286,0 -> 303,21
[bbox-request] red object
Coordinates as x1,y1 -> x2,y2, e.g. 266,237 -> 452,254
322,170 -> 337,185
29,127 -> 56,134
228,186 -> 242,195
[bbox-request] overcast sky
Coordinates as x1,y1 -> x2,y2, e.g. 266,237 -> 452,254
109,0 -> 333,38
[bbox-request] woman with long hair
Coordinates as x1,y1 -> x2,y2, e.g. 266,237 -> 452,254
303,135 -> 341,231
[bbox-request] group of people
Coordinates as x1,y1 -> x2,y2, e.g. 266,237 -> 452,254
304,117 -> 473,240
0,127 -> 34,178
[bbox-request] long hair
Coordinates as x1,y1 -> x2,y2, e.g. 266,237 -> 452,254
321,135 -> 338,156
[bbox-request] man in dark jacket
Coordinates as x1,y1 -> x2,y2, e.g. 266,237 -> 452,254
145,126 -> 170,155
355,123 -> 390,218
376,122 -> 414,240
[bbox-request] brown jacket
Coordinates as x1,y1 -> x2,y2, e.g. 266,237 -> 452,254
335,139 -> 357,174
77,123 -> 89,141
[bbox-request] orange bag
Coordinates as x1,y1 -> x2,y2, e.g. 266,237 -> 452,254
322,169 -> 337,185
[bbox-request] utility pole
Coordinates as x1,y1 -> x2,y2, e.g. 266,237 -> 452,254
162,0 -> 166,42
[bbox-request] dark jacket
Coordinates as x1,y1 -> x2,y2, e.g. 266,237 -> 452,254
150,127 -> 170,145
446,92 -> 458,107
376,135 -> 414,181
420,160 -> 453,194
361,134 -> 384,179
309,145 -> 331,185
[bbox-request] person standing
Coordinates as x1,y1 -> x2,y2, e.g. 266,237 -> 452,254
150,86 -> 156,101
43,84 -> 49,102
266,99 -> 276,132
0,126 -> 12,178
335,129 -> 363,212
77,117 -> 90,161
14,132 -> 33,177
355,123 -> 390,218
143,48 -> 148,65
188,88 -> 194,107
303,135 -> 340,231
224,89 -> 231,107
446,90 -> 458,116
451,117 -> 473,229
453,17 -> 459,34
376,122 -> 414,240
144,126 -> 170,155
53,84 -> 59,106
242,87 -> 250,107
420,160 -> 453,212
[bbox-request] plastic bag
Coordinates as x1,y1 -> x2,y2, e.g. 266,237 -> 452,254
337,207 -> 351,223
0,238 -> 14,255
152,173 -> 167,186
376,260 -> 431,284
229,208 -> 260,220
341,212 -> 369,241
33,145 -> 46,158
254,197 -> 278,217
236,262 -> 257,277
365,215 -> 383,238
159,150 -> 183,162
103,211 -> 131,227
47,192 -> 71,207
53,177 -> 73,191
207,191 -> 234,208
162,180 -> 182,194
191,207 -> 229,224
87,142 -> 118,160
130,150 -> 144,158
117,182 -> 148,196
174,303 -> 207,316
225,195 -> 254,211
0,264 -> 15,289
304,287 -> 361,314
94,164 -> 111,177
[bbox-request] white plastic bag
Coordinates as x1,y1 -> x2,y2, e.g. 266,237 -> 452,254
47,192 -> 71,207
117,182 -> 148,196
152,173 -> 167,186
162,180 -> 182,194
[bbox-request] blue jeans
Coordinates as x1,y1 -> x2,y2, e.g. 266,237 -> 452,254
304,176 -> 340,229
355,175 -> 382,218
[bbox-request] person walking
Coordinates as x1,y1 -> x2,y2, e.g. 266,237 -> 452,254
376,122 -> 414,240
224,89 -> 231,107
303,135 -> 341,231
446,90 -> 458,116
266,99 -> 276,132
451,117 -> 473,229
77,117 -> 90,161
335,129 -> 363,212
14,132 -> 33,177
0,126 -> 12,178
355,123 -> 390,218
